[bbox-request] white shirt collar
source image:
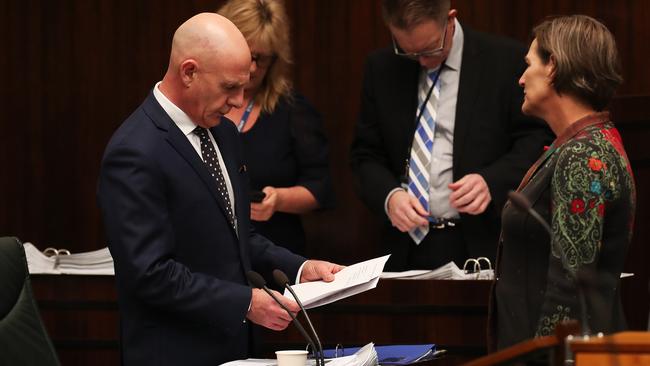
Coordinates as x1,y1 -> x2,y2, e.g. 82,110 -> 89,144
427,18 -> 463,74
152,81 -> 198,137
444,18 -> 464,72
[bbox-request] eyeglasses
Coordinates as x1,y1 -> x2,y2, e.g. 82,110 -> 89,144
251,53 -> 276,68
392,20 -> 449,60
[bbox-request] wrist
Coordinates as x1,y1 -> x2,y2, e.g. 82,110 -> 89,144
386,188 -> 406,212
271,187 -> 284,211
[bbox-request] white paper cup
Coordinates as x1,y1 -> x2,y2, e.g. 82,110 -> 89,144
276,350 -> 308,366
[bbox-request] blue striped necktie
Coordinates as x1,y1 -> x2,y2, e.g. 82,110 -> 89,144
407,69 -> 441,244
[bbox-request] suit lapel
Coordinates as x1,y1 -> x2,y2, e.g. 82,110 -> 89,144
166,123 -> 233,218
392,58 -> 422,165
142,95 -> 235,230
453,29 -> 484,177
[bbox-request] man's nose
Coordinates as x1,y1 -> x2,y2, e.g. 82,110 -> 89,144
229,89 -> 245,108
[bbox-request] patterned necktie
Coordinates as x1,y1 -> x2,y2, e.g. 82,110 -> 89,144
407,69 -> 441,244
193,127 -> 236,228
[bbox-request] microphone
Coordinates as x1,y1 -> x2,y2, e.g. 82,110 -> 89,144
246,271 -> 320,365
507,191 -> 552,235
273,269 -> 325,366
506,191 -> 591,336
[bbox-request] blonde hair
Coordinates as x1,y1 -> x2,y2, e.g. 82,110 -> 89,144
533,15 -> 622,111
218,0 -> 293,113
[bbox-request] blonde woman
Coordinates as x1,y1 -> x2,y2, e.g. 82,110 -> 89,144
218,0 -> 334,255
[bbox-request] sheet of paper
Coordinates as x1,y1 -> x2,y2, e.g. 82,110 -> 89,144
305,276 -> 380,309
286,255 -> 390,309
220,359 -> 278,366
380,270 -> 431,279
220,358 -> 342,366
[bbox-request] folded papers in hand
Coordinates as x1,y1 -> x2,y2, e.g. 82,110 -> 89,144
285,255 -> 390,309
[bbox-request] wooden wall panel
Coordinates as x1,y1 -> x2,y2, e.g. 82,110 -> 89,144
611,96 -> 650,331
1,0 -> 649,341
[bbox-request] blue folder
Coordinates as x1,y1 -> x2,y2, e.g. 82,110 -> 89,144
322,344 -> 436,365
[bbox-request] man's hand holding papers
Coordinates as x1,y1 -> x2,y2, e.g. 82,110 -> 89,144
300,260 -> 344,283
286,255 -> 390,309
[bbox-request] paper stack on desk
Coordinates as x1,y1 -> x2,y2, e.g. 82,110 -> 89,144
24,242 -> 115,275
326,343 -> 378,366
219,343 -> 378,366
380,261 -> 493,280
286,255 -> 390,309
324,344 -> 439,365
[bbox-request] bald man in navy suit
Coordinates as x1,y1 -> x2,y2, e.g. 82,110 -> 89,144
98,13 -> 341,366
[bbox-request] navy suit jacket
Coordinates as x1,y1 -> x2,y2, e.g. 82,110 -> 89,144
98,92 -> 305,365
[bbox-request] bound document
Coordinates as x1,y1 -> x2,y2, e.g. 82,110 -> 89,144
23,242 -> 115,275
380,258 -> 494,280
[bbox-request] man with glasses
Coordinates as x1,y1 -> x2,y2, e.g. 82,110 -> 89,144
351,0 -> 552,270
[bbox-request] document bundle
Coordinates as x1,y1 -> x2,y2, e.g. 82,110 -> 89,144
23,242 -> 115,275
380,258 -> 494,280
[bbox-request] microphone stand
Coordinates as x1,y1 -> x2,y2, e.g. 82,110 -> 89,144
273,269 -> 325,366
246,271 -> 321,366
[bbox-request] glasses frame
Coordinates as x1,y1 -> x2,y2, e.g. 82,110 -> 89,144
392,19 -> 449,60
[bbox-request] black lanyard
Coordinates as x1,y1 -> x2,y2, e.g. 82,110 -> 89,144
401,64 -> 445,185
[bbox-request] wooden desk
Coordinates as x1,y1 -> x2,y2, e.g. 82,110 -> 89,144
31,276 -> 491,366
569,332 -> 650,366
261,279 -> 492,366
31,274 -> 120,366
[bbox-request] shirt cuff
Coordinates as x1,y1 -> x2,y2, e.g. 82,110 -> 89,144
296,260 -> 308,284
245,290 -> 253,323
384,187 -> 407,217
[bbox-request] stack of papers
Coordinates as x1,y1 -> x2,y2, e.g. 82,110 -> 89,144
286,255 -> 390,309
381,262 -> 632,281
24,242 -> 115,275
324,344 -> 438,365
381,261 -> 493,280
326,343 -> 377,366
219,343 -> 378,366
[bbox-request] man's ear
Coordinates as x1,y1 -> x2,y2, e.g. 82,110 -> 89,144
179,59 -> 198,87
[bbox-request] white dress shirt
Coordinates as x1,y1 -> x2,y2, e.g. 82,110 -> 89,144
424,18 -> 463,219
385,19 -> 464,220
152,82 -> 238,230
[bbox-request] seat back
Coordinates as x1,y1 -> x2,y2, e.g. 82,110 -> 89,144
0,236 -> 60,366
